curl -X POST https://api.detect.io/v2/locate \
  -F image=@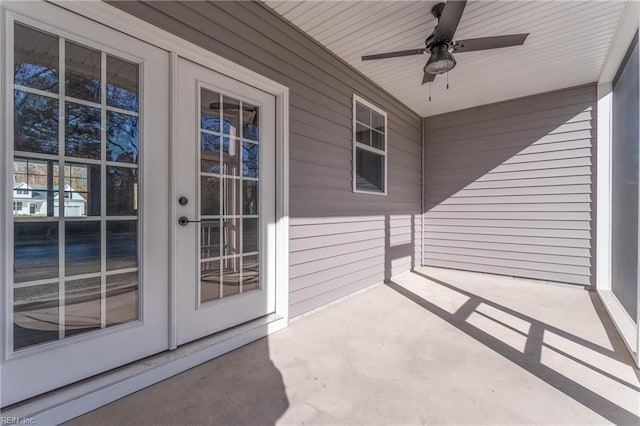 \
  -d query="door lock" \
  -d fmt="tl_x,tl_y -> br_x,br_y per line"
178,196 -> 189,206
178,216 -> 200,226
